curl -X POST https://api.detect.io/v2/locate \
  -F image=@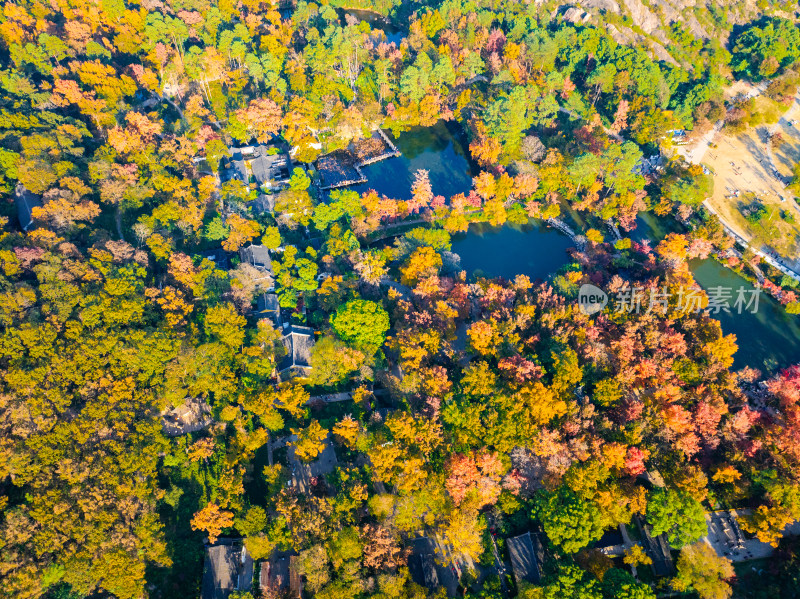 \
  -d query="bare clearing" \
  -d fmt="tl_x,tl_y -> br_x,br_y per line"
685,94 -> 800,265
